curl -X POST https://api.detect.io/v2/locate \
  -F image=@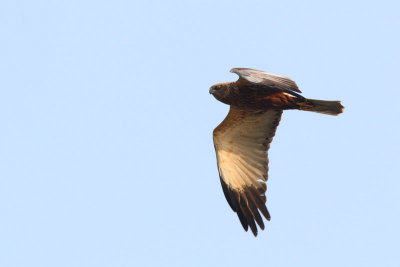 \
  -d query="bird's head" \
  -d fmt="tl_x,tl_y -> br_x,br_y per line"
209,82 -> 232,104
